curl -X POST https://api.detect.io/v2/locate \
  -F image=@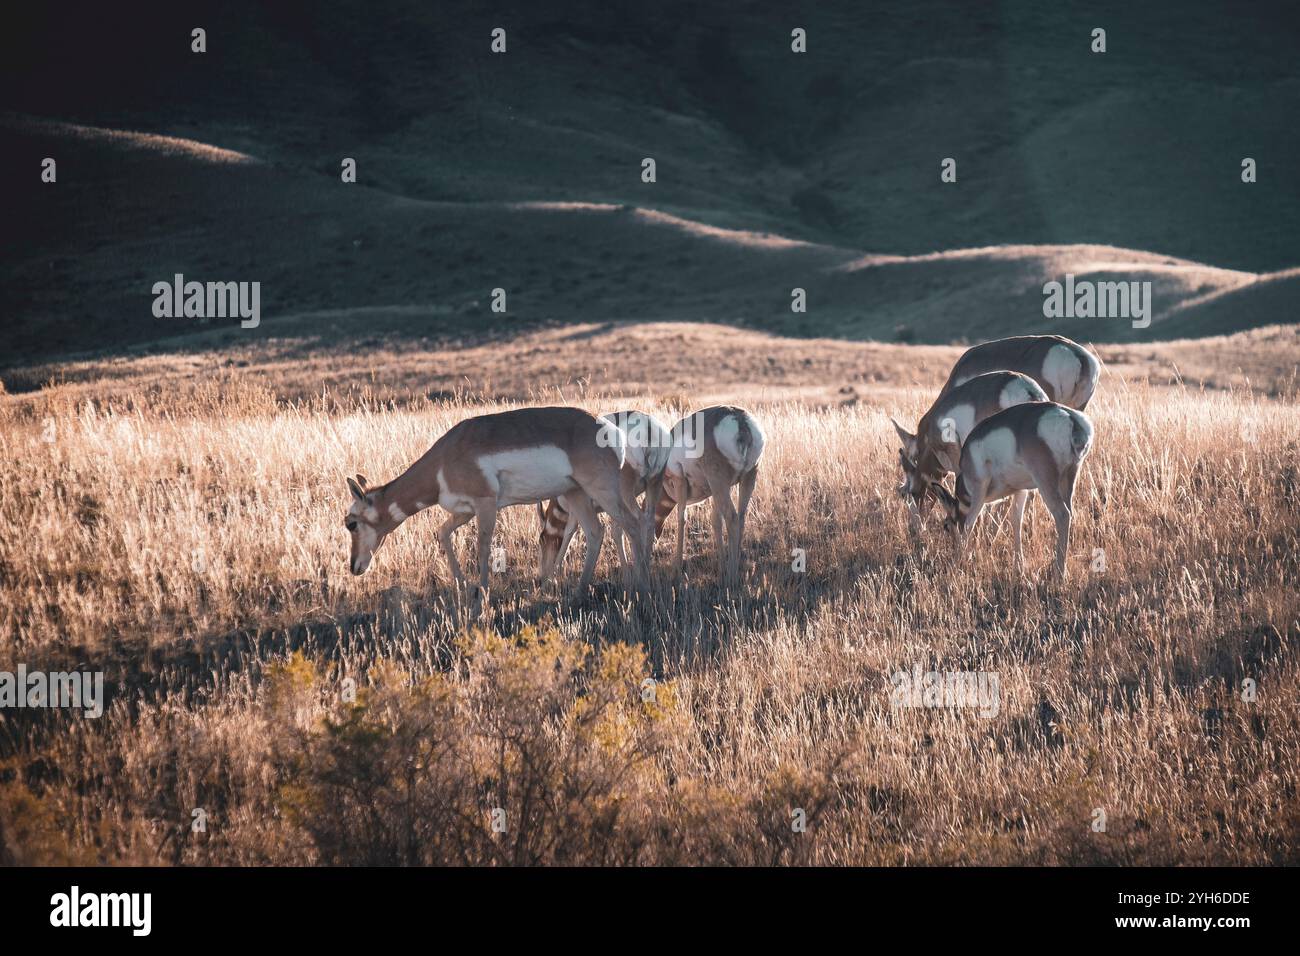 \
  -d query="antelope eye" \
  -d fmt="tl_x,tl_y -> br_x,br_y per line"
345,519 -> 358,532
